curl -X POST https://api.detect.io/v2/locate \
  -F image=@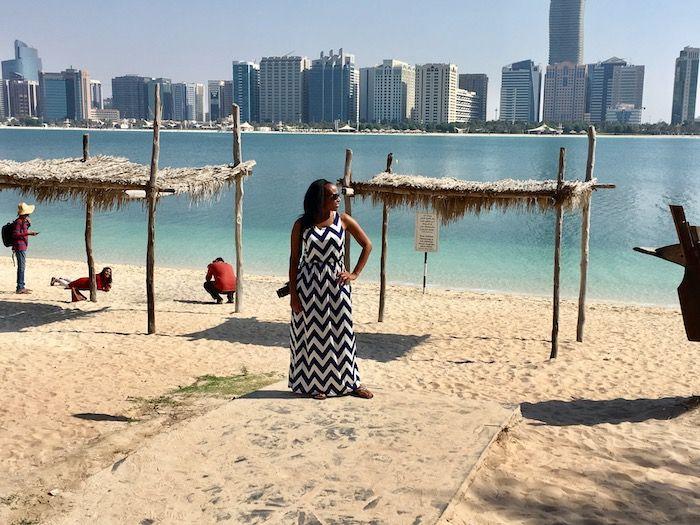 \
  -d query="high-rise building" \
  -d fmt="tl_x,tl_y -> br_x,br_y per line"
147,78 -> 173,120
38,68 -> 91,122
1,40 -> 42,81
588,58 -> 644,123
543,62 -> 588,122
90,79 -> 103,109
458,74 -> 488,121
172,82 -> 187,121
369,59 -> 415,123
499,60 -> 542,123
0,80 -> 7,118
194,83 -> 206,121
112,75 -> 149,119
415,63 -> 459,124
549,0 -> 585,65
671,46 -> 699,124
208,80 -> 224,121
259,56 -> 310,123
232,61 -> 260,123
6,79 -> 38,118
611,65 -> 644,112
605,104 -> 642,125
307,49 -> 358,124
358,67 -> 375,122
456,89 -> 478,123
184,83 -> 197,121
220,80 -> 233,119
